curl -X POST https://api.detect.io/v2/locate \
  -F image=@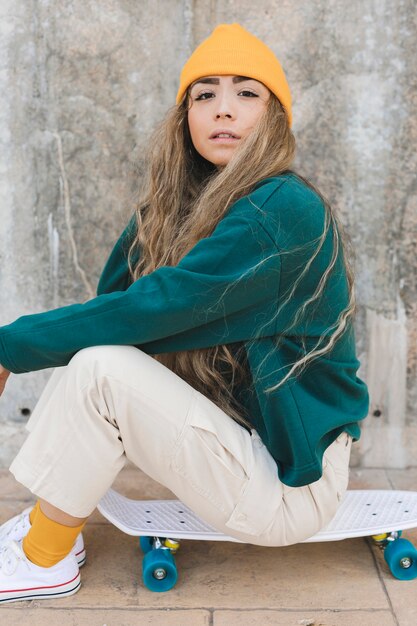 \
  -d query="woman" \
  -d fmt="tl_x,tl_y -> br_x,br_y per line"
0,23 -> 369,602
